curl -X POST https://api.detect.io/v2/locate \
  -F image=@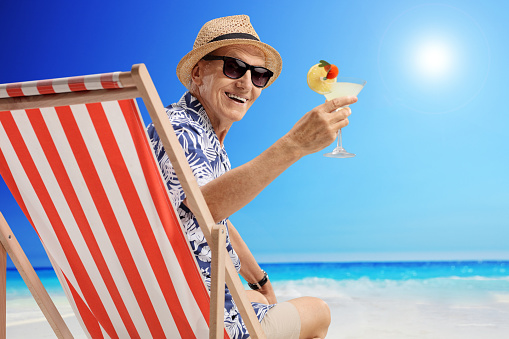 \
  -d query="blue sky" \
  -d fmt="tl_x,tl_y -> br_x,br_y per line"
1,0 -> 508,267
